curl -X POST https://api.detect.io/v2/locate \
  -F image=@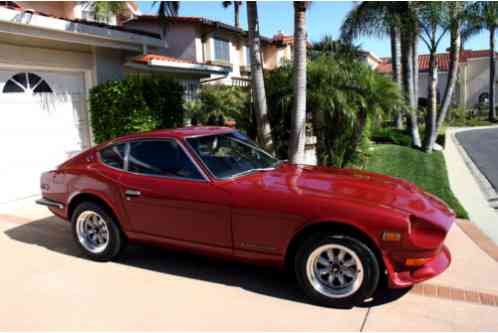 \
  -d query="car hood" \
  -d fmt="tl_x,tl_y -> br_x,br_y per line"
230,163 -> 454,227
